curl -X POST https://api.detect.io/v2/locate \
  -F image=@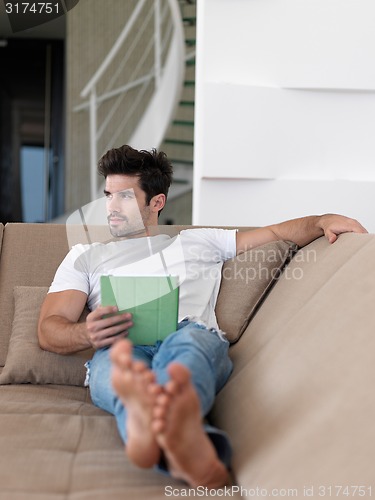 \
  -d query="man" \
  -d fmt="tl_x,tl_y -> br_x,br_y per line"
38,145 -> 367,489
